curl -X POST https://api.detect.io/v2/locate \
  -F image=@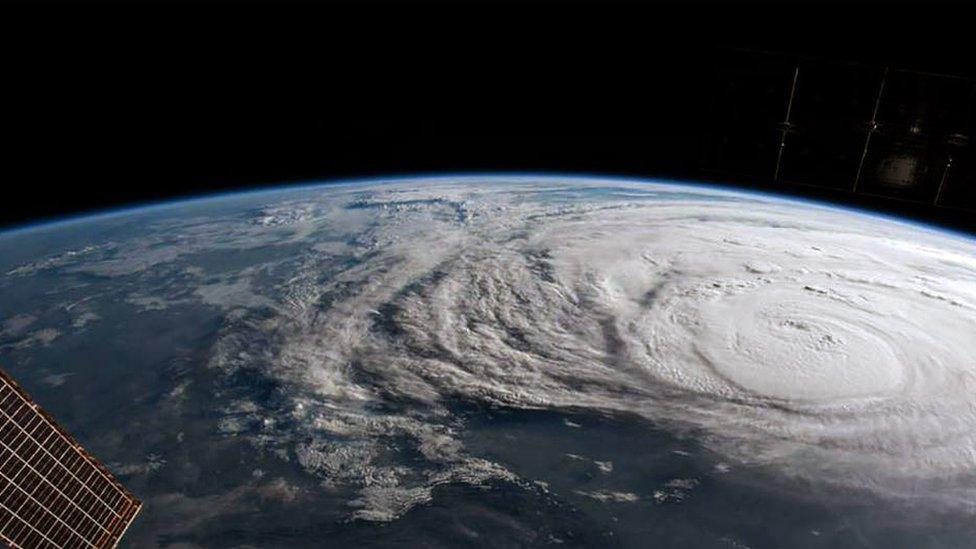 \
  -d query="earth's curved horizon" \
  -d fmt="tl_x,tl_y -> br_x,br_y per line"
1,175 -> 975,547
7,175 -> 973,242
